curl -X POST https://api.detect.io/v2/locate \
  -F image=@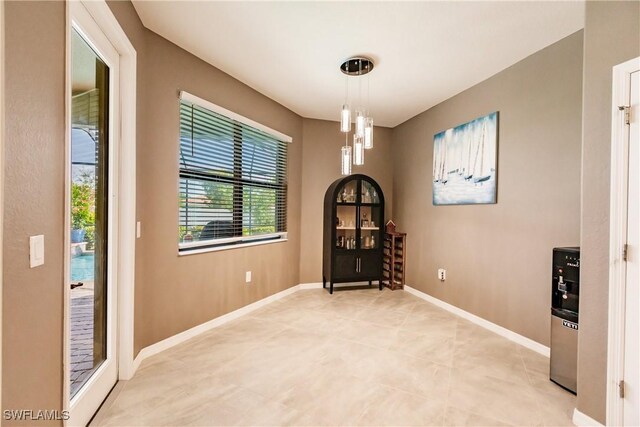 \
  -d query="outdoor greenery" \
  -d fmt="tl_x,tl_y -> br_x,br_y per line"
72,171 -> 96,247
178,181 -> 277,242
240,186 -> 277,235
